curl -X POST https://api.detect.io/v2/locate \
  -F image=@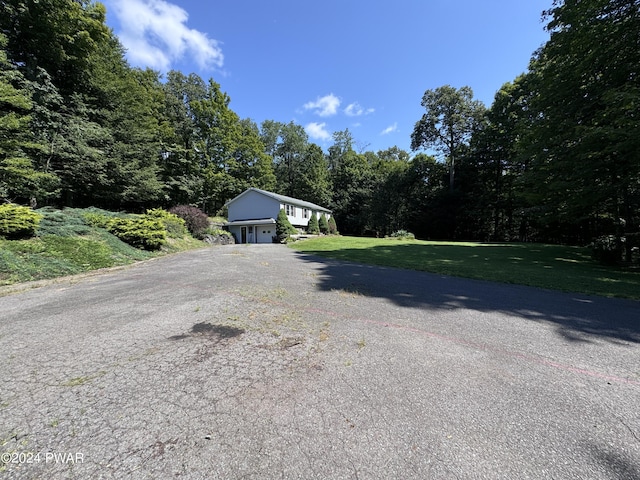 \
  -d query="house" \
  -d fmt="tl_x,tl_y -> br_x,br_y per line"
224,188 -> 332,244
